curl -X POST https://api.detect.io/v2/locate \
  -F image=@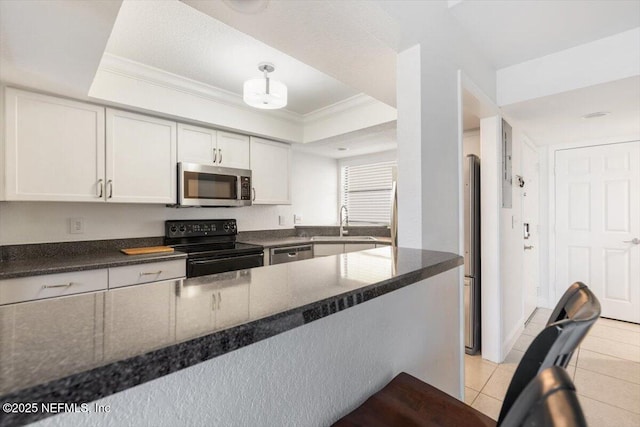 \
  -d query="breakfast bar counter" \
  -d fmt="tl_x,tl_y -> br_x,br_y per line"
0,246 -> 463,427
